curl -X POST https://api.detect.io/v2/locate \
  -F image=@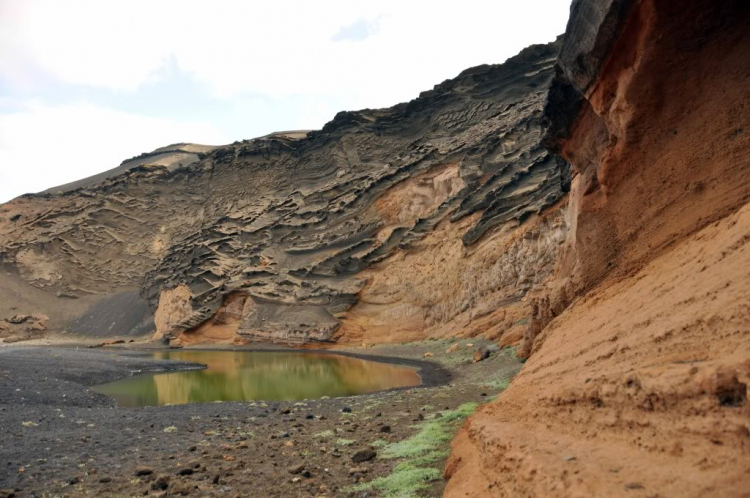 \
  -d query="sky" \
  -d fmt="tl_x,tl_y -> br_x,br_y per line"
0,0 -> 571,203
